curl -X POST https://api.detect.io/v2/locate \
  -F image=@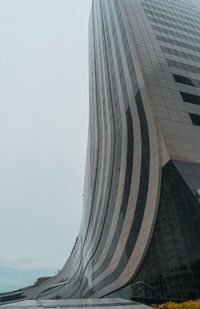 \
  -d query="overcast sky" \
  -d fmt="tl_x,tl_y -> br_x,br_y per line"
0,0 -> 92,293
